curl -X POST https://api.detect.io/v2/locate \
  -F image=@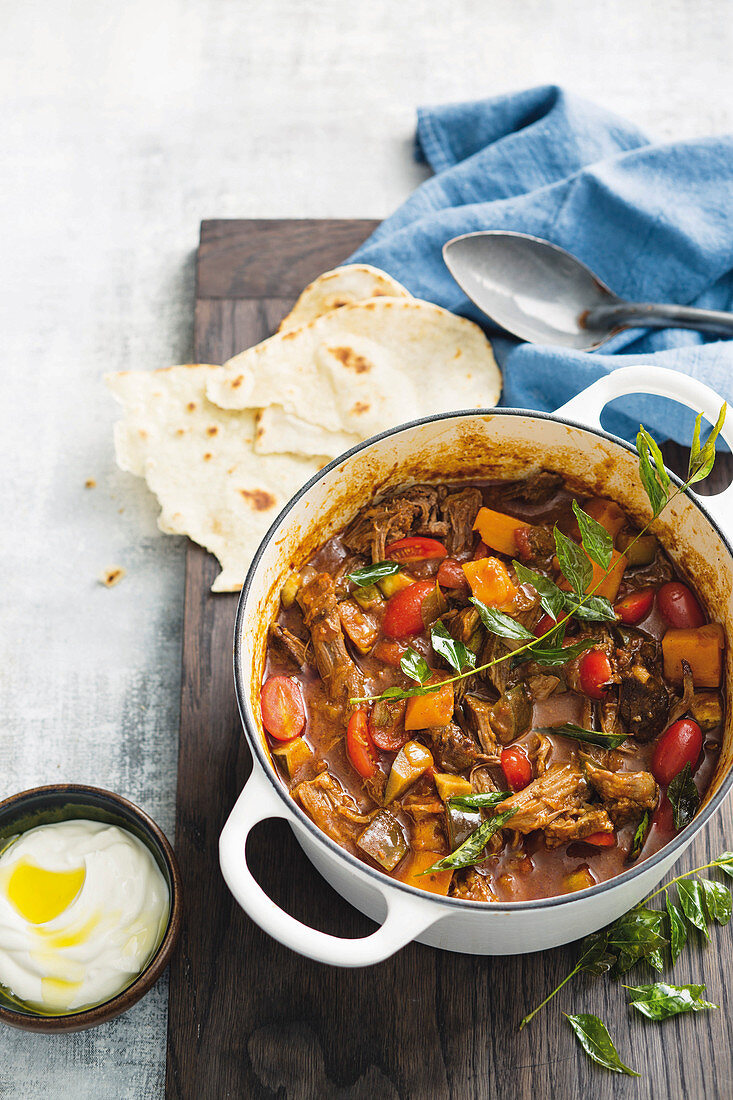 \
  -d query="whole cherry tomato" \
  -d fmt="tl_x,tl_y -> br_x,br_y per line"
657,581 -> 705,629
386,537 -> 447,562
534,612 -> 558,638
437,558 -> 470,591
260,676 -> 306,741
614,587 -> 655,624
578,648 -> 614,700
346,710 -> 378,778
382,580 -> 435,639
500,746 -> 533,791
651,718 -> 703,786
